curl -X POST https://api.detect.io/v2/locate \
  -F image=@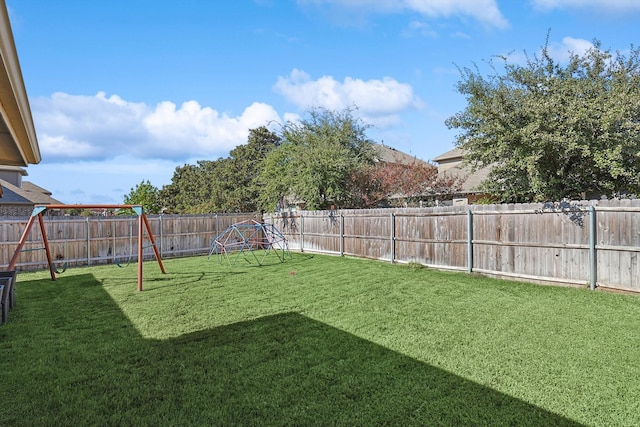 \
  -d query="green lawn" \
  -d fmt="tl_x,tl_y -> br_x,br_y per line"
2,252 -> 639,426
